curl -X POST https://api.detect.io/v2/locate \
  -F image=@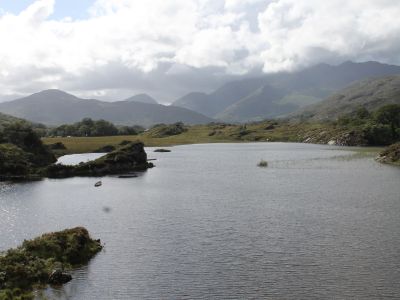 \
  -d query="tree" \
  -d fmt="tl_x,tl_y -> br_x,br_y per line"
375,104 -> 400,139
